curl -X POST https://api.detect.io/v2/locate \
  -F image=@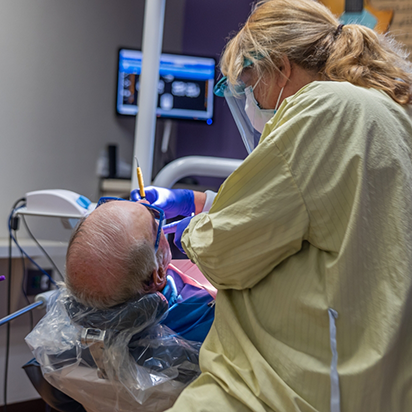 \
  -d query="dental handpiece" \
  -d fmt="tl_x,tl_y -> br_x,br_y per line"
135,157 -> 146,200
